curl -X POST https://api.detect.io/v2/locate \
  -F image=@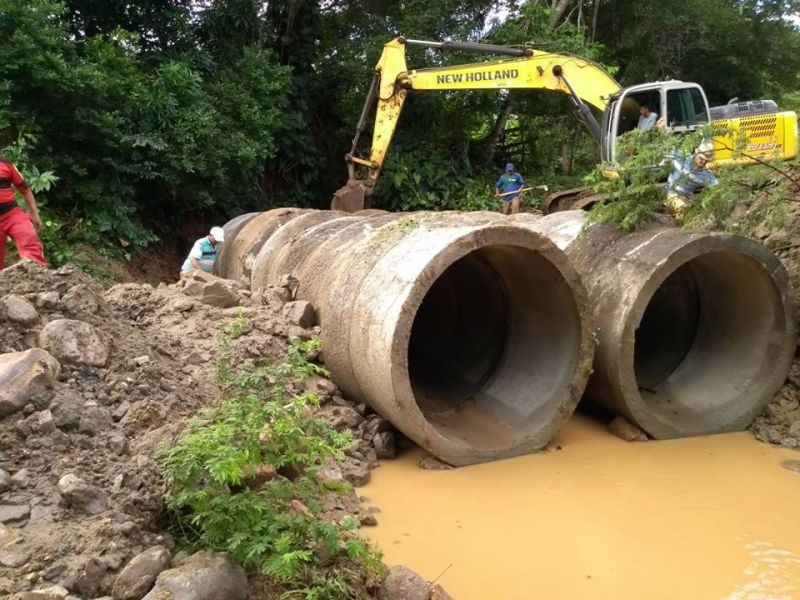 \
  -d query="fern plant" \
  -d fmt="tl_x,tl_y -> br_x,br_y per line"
159,333 -> 383,597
